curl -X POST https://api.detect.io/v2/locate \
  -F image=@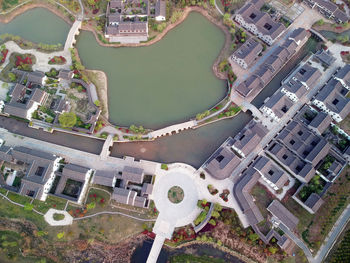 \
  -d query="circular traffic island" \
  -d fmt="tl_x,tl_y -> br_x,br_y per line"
168,186 -> 184,204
